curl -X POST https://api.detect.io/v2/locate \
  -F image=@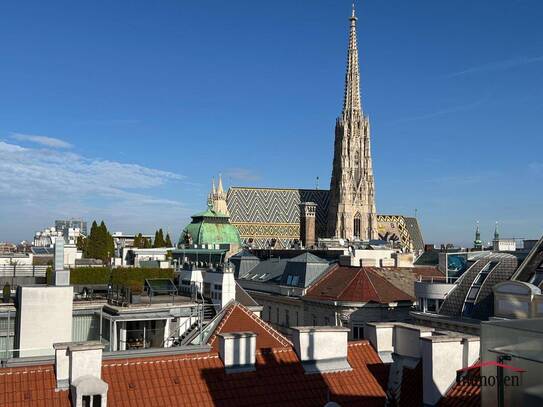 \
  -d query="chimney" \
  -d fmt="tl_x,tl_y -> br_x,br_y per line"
299,202 -> 317,248
53,342 -> 70,389
218,332 -> 257,373
364,322 -> 394,354
53,341 -> 108,407
291,327 -> 351,374
53,239 -> 70,286
420,335 -> 480,406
